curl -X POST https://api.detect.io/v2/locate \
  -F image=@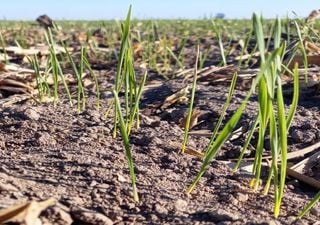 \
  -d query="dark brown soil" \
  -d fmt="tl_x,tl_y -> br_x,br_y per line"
0,71 -> 319,225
